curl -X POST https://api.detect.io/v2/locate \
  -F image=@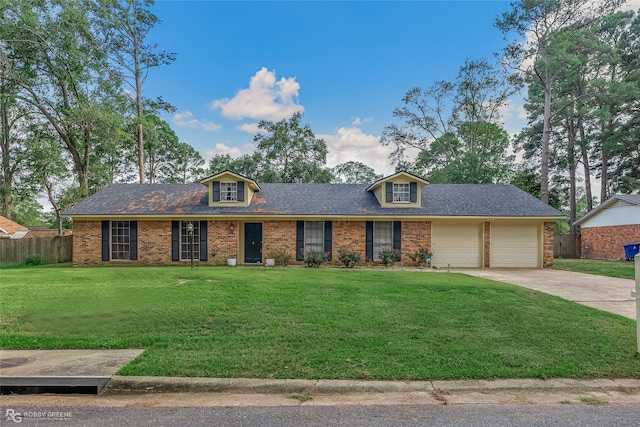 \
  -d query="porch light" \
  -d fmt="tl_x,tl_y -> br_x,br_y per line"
187,221 -> 194,269
229,223 -> 235,232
